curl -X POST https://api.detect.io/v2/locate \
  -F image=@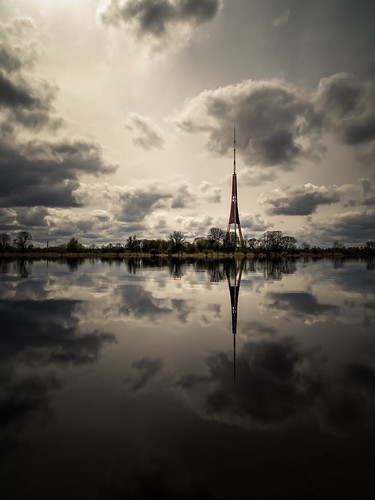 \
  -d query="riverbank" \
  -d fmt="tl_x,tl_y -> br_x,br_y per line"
0,250 -> 365,259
